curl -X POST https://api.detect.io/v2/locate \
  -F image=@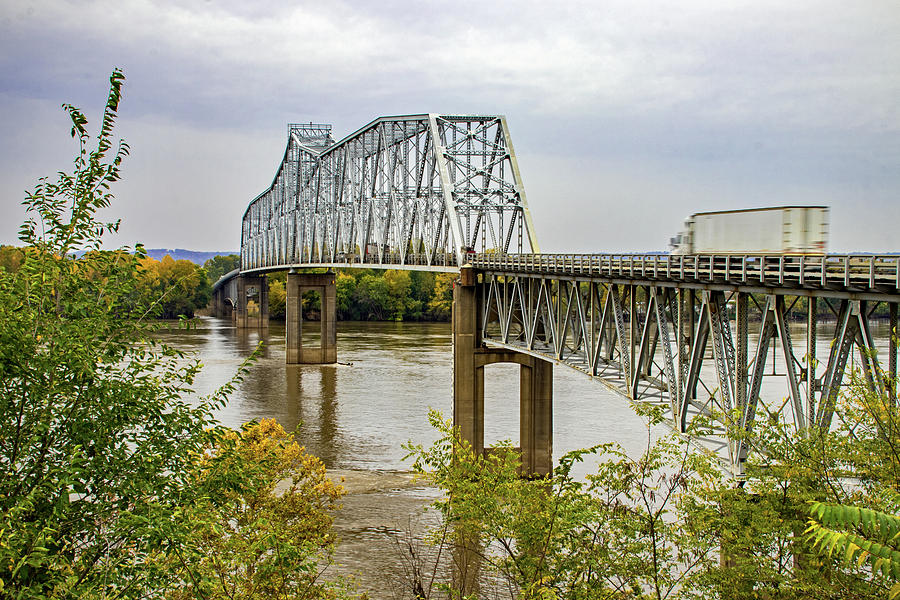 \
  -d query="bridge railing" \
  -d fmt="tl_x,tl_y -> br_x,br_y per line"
470,253 -> 900,291
240,251 -> 461,273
